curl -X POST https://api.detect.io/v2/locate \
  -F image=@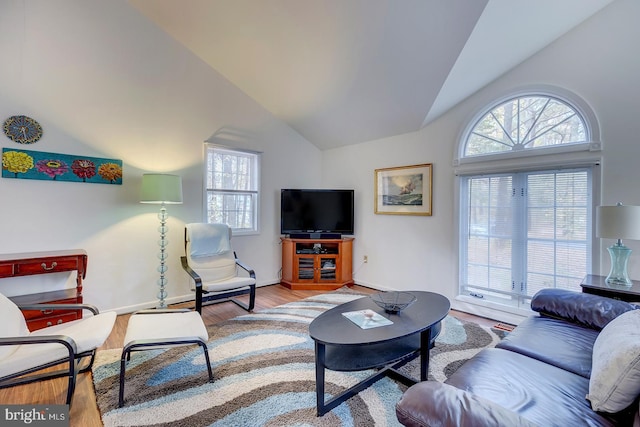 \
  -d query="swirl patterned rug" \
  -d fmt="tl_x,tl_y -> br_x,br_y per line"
92,290 -> 502,426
